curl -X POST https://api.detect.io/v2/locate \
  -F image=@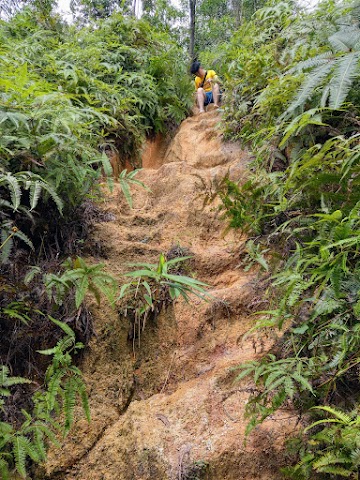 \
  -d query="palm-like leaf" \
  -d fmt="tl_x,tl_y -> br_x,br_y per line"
329,51 -> 360,108
287,26 -> 360,113
287,62 -> 333,113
